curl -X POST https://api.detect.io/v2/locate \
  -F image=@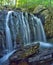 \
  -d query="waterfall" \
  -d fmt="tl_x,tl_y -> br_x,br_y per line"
5,11 -> 47,48
32,15 -> 46,42
28,14 -> 46,42
1,11 -> 53,65
24,12 -> 31,43
18,12 -> 31,45
16,12 -> 46,45
10,12 -> 17,49
30,14 -> 38,41
5,11 -> 14,52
